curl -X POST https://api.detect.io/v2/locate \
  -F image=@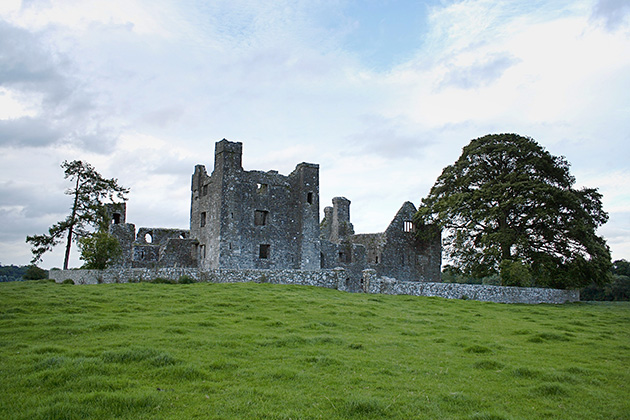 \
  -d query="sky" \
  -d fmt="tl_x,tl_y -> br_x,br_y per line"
0,0 -> 629,269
